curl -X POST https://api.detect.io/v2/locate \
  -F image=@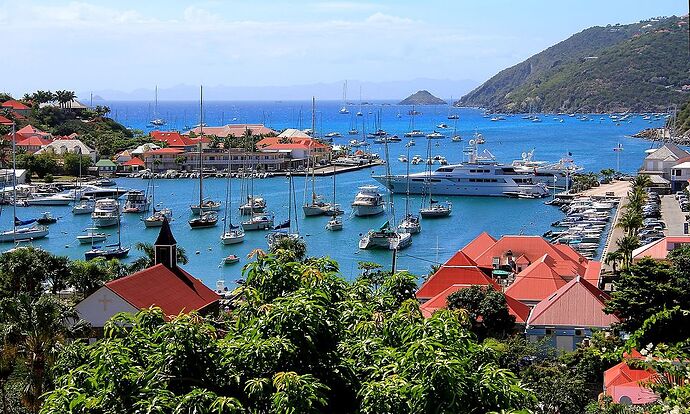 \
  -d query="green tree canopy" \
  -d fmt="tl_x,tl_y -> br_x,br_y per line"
447,285 -> 516,340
